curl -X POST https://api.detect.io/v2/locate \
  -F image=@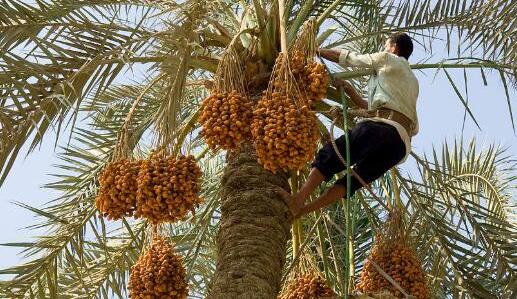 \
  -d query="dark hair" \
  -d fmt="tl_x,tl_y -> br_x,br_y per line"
388,32 -> 413,60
